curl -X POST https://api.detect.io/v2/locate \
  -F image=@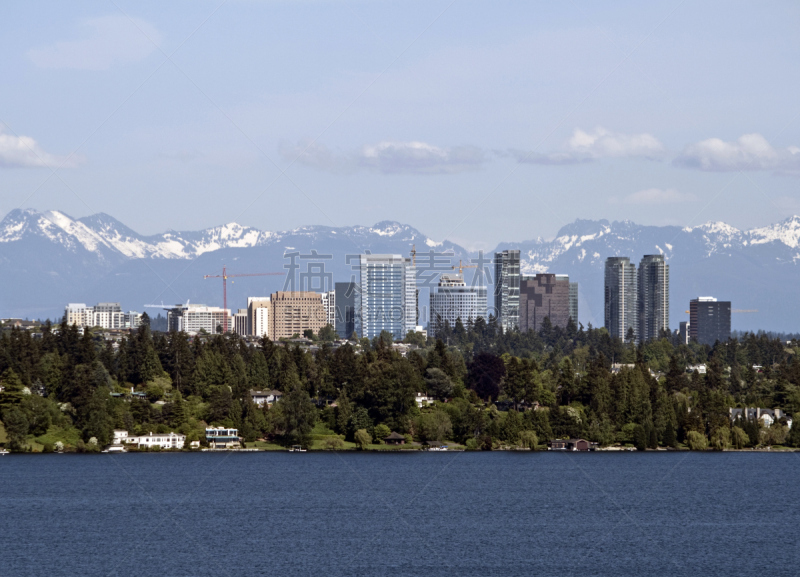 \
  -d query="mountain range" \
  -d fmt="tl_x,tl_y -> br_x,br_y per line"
1,208 -> 799,332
